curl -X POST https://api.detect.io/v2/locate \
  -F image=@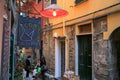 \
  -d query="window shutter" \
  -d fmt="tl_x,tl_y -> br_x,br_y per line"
38,0 -> 41,3
51,0 -> 56,4
75,0 -> 84,4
